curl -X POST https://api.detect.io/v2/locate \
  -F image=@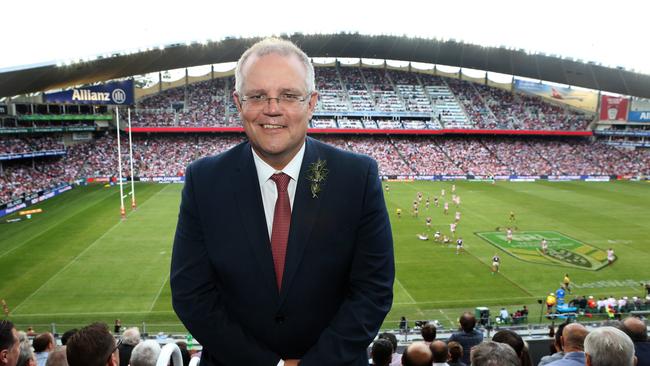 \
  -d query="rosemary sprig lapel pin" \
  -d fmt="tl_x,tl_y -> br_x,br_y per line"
306,159 -> 328,199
